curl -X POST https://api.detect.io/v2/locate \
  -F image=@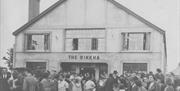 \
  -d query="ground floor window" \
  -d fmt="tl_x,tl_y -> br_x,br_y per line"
123,63 -> 147,73
65,29 -> 106,52
26,62 -> 46,71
